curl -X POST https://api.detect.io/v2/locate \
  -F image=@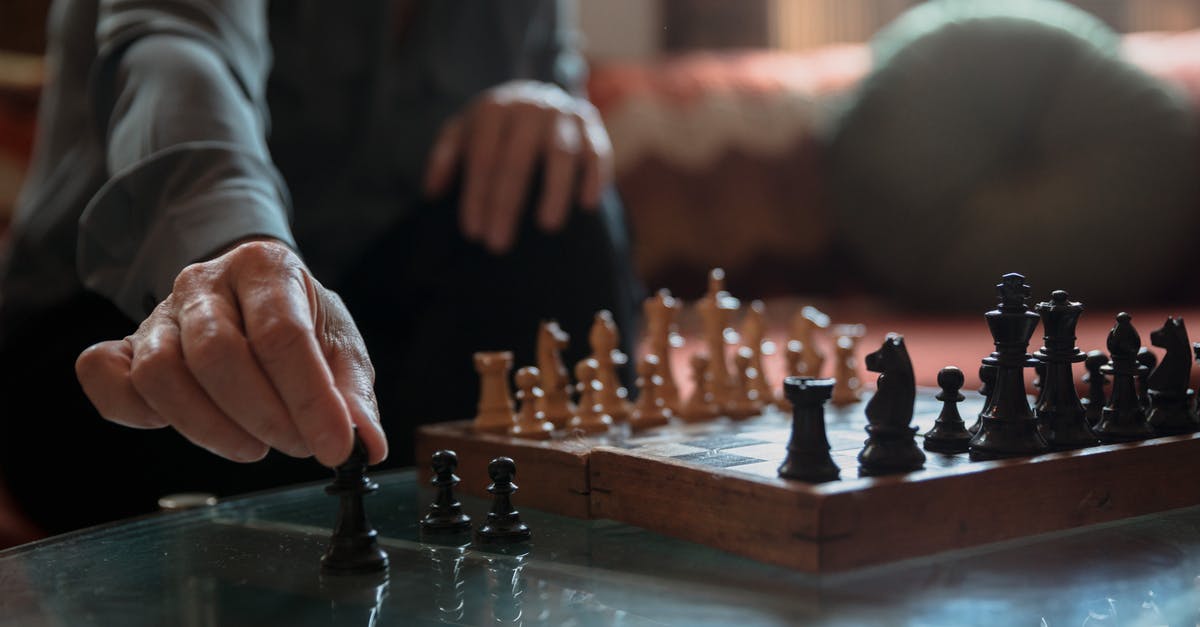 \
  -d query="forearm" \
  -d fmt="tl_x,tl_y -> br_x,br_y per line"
79,0 -> 294,319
